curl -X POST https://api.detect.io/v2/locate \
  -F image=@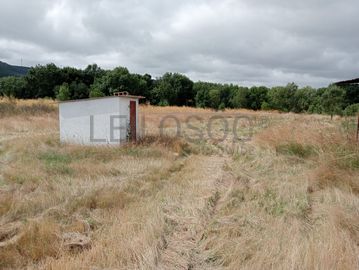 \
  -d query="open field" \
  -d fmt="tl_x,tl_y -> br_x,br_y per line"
0,98 -> 359,269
